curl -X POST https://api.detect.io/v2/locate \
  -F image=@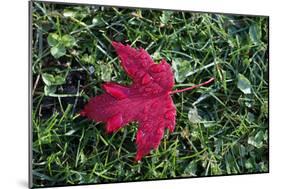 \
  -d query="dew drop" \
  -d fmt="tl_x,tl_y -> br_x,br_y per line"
141,74 -> 151,85
150,101 -> 158,109
141,60 -> 147,67
155,77 -> 161,82
164,110 -> 176,120
136,71 -> 145,78
166,103 -> 174,109
156,128 -> 164,136
140,52 -> 147,59
143,123 -> 150,129
149,64 -> 163,73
